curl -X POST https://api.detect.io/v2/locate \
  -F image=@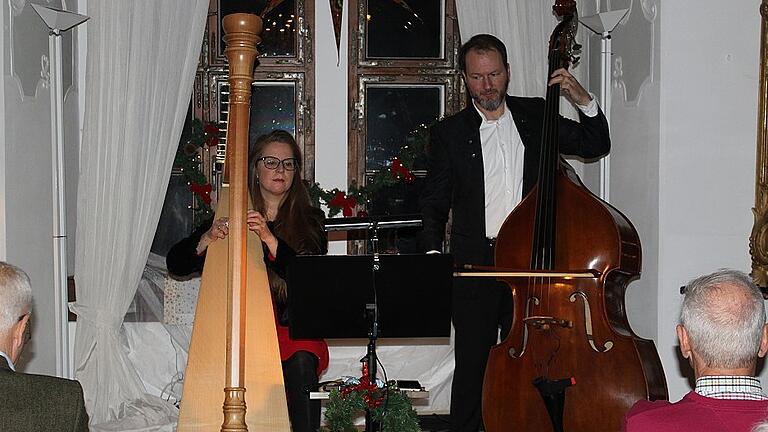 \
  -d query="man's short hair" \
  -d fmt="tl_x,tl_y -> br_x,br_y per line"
680,269 -> 765,369
458,34 -> 508,73
0,262 -> 32,334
